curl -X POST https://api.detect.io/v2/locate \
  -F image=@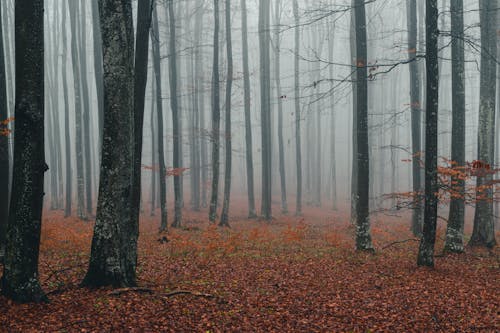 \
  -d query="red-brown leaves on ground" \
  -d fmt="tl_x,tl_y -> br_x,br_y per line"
0,202 -> 499,332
